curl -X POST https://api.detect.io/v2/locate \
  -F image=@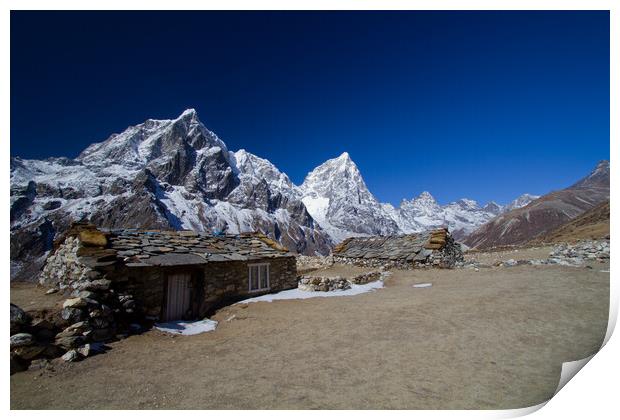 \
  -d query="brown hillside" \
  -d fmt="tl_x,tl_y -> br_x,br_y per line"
530,200 -> 609,244
464,161 -> 609,250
